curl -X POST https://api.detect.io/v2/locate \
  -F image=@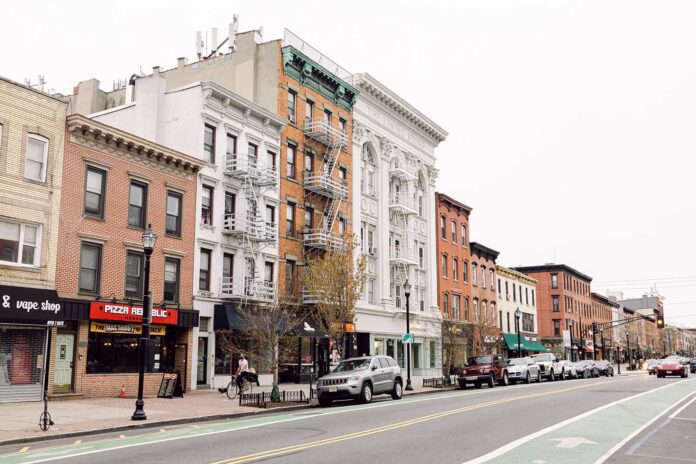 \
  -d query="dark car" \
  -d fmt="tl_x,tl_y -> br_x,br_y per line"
457,355 -> 509,389
690,358 -> 696,374
594,360 -> 614,377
